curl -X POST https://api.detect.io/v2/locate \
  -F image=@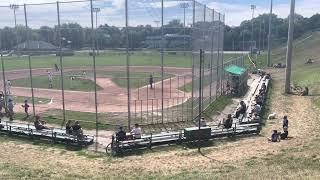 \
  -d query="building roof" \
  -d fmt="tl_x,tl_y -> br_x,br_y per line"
224,65 -> 246,76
